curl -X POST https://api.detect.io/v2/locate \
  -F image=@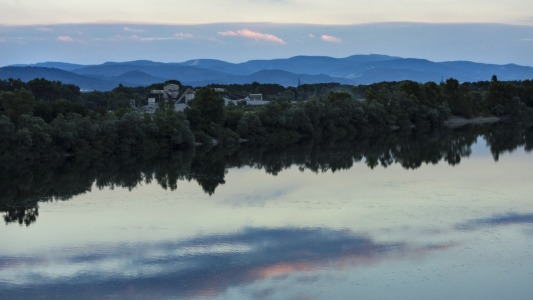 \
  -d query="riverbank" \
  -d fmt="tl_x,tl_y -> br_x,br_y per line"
444,116 -> 501,128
